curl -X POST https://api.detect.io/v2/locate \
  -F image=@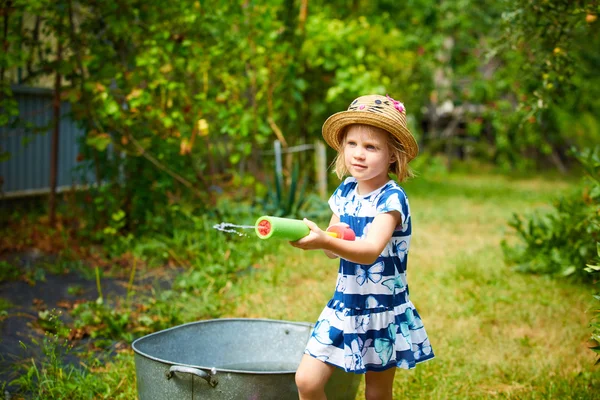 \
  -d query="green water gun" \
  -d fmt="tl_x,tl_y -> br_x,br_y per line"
255,216 -> 356,241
